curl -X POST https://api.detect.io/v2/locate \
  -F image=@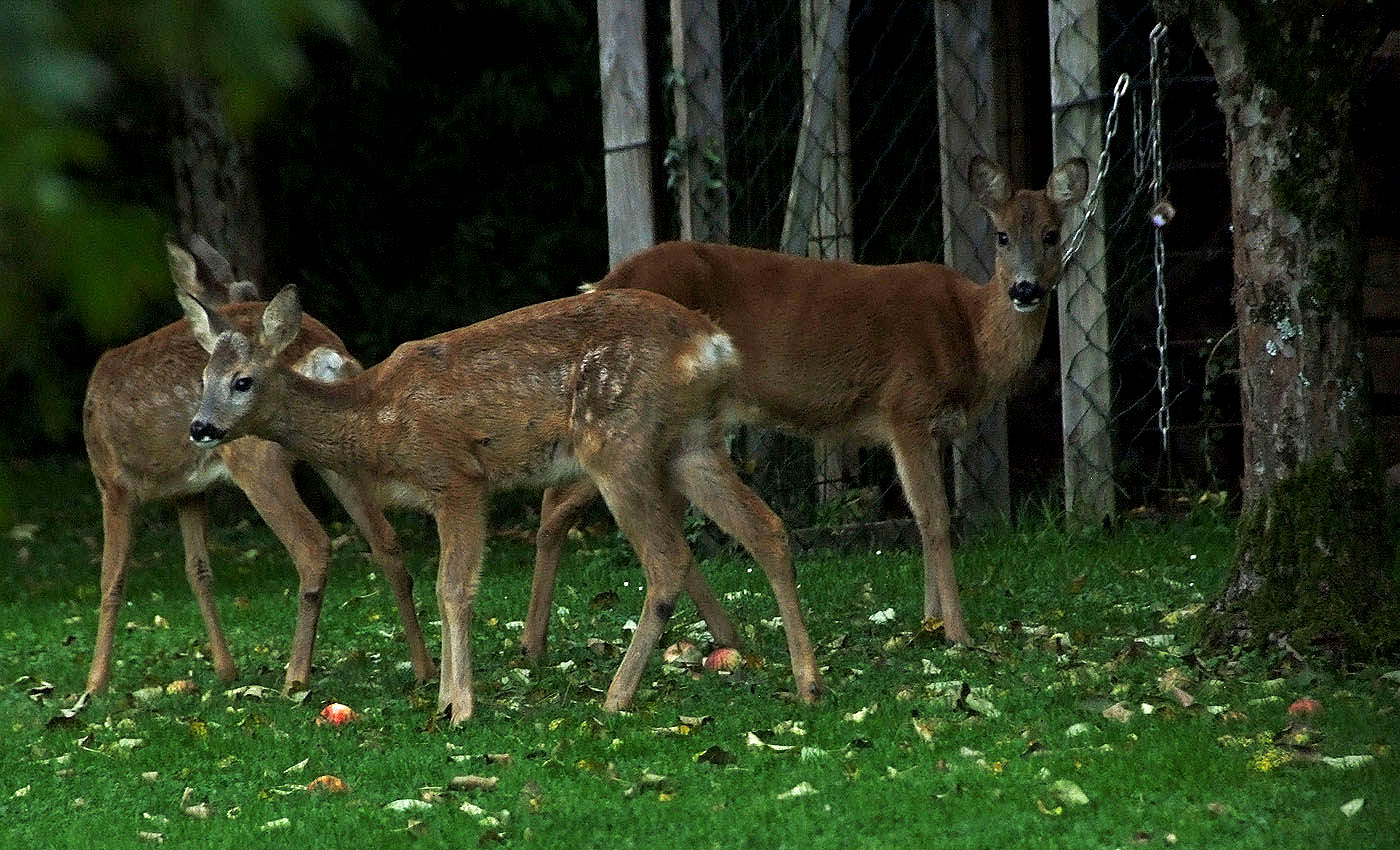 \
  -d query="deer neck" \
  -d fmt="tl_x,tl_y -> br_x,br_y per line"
260,370 -> 380,477
972,272 -> 1051,397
